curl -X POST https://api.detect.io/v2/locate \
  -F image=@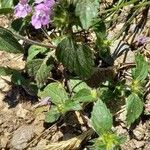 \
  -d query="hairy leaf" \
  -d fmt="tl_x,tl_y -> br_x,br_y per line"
62,100 -> 82,113
56,37 -> 94,79
91,99 -> 113,135
73,88 -> 95,103
45,106 -> 60,123
27,45 -> 48,61
40,82 -> 69,105
93,21 -> 107,39
132,54 -> 148,82
69,79 -> 91,93
11,18 -> 24,32
0,27 -> 23,53
126,93 -> 143,126
26,58 -> 52,88
1,0 -> 13,8
75,0 -> 99,29
26,59 -> 43,76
